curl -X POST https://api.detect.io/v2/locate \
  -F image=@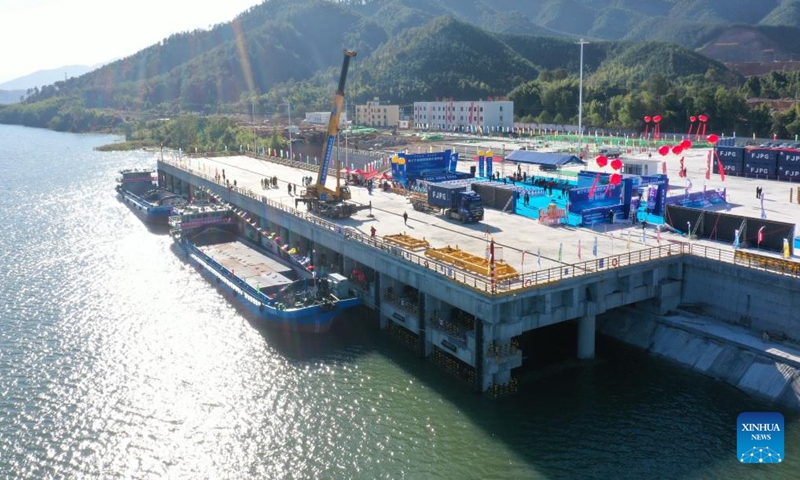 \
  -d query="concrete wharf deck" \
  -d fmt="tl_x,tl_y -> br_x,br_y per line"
156,146 -> 800,394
